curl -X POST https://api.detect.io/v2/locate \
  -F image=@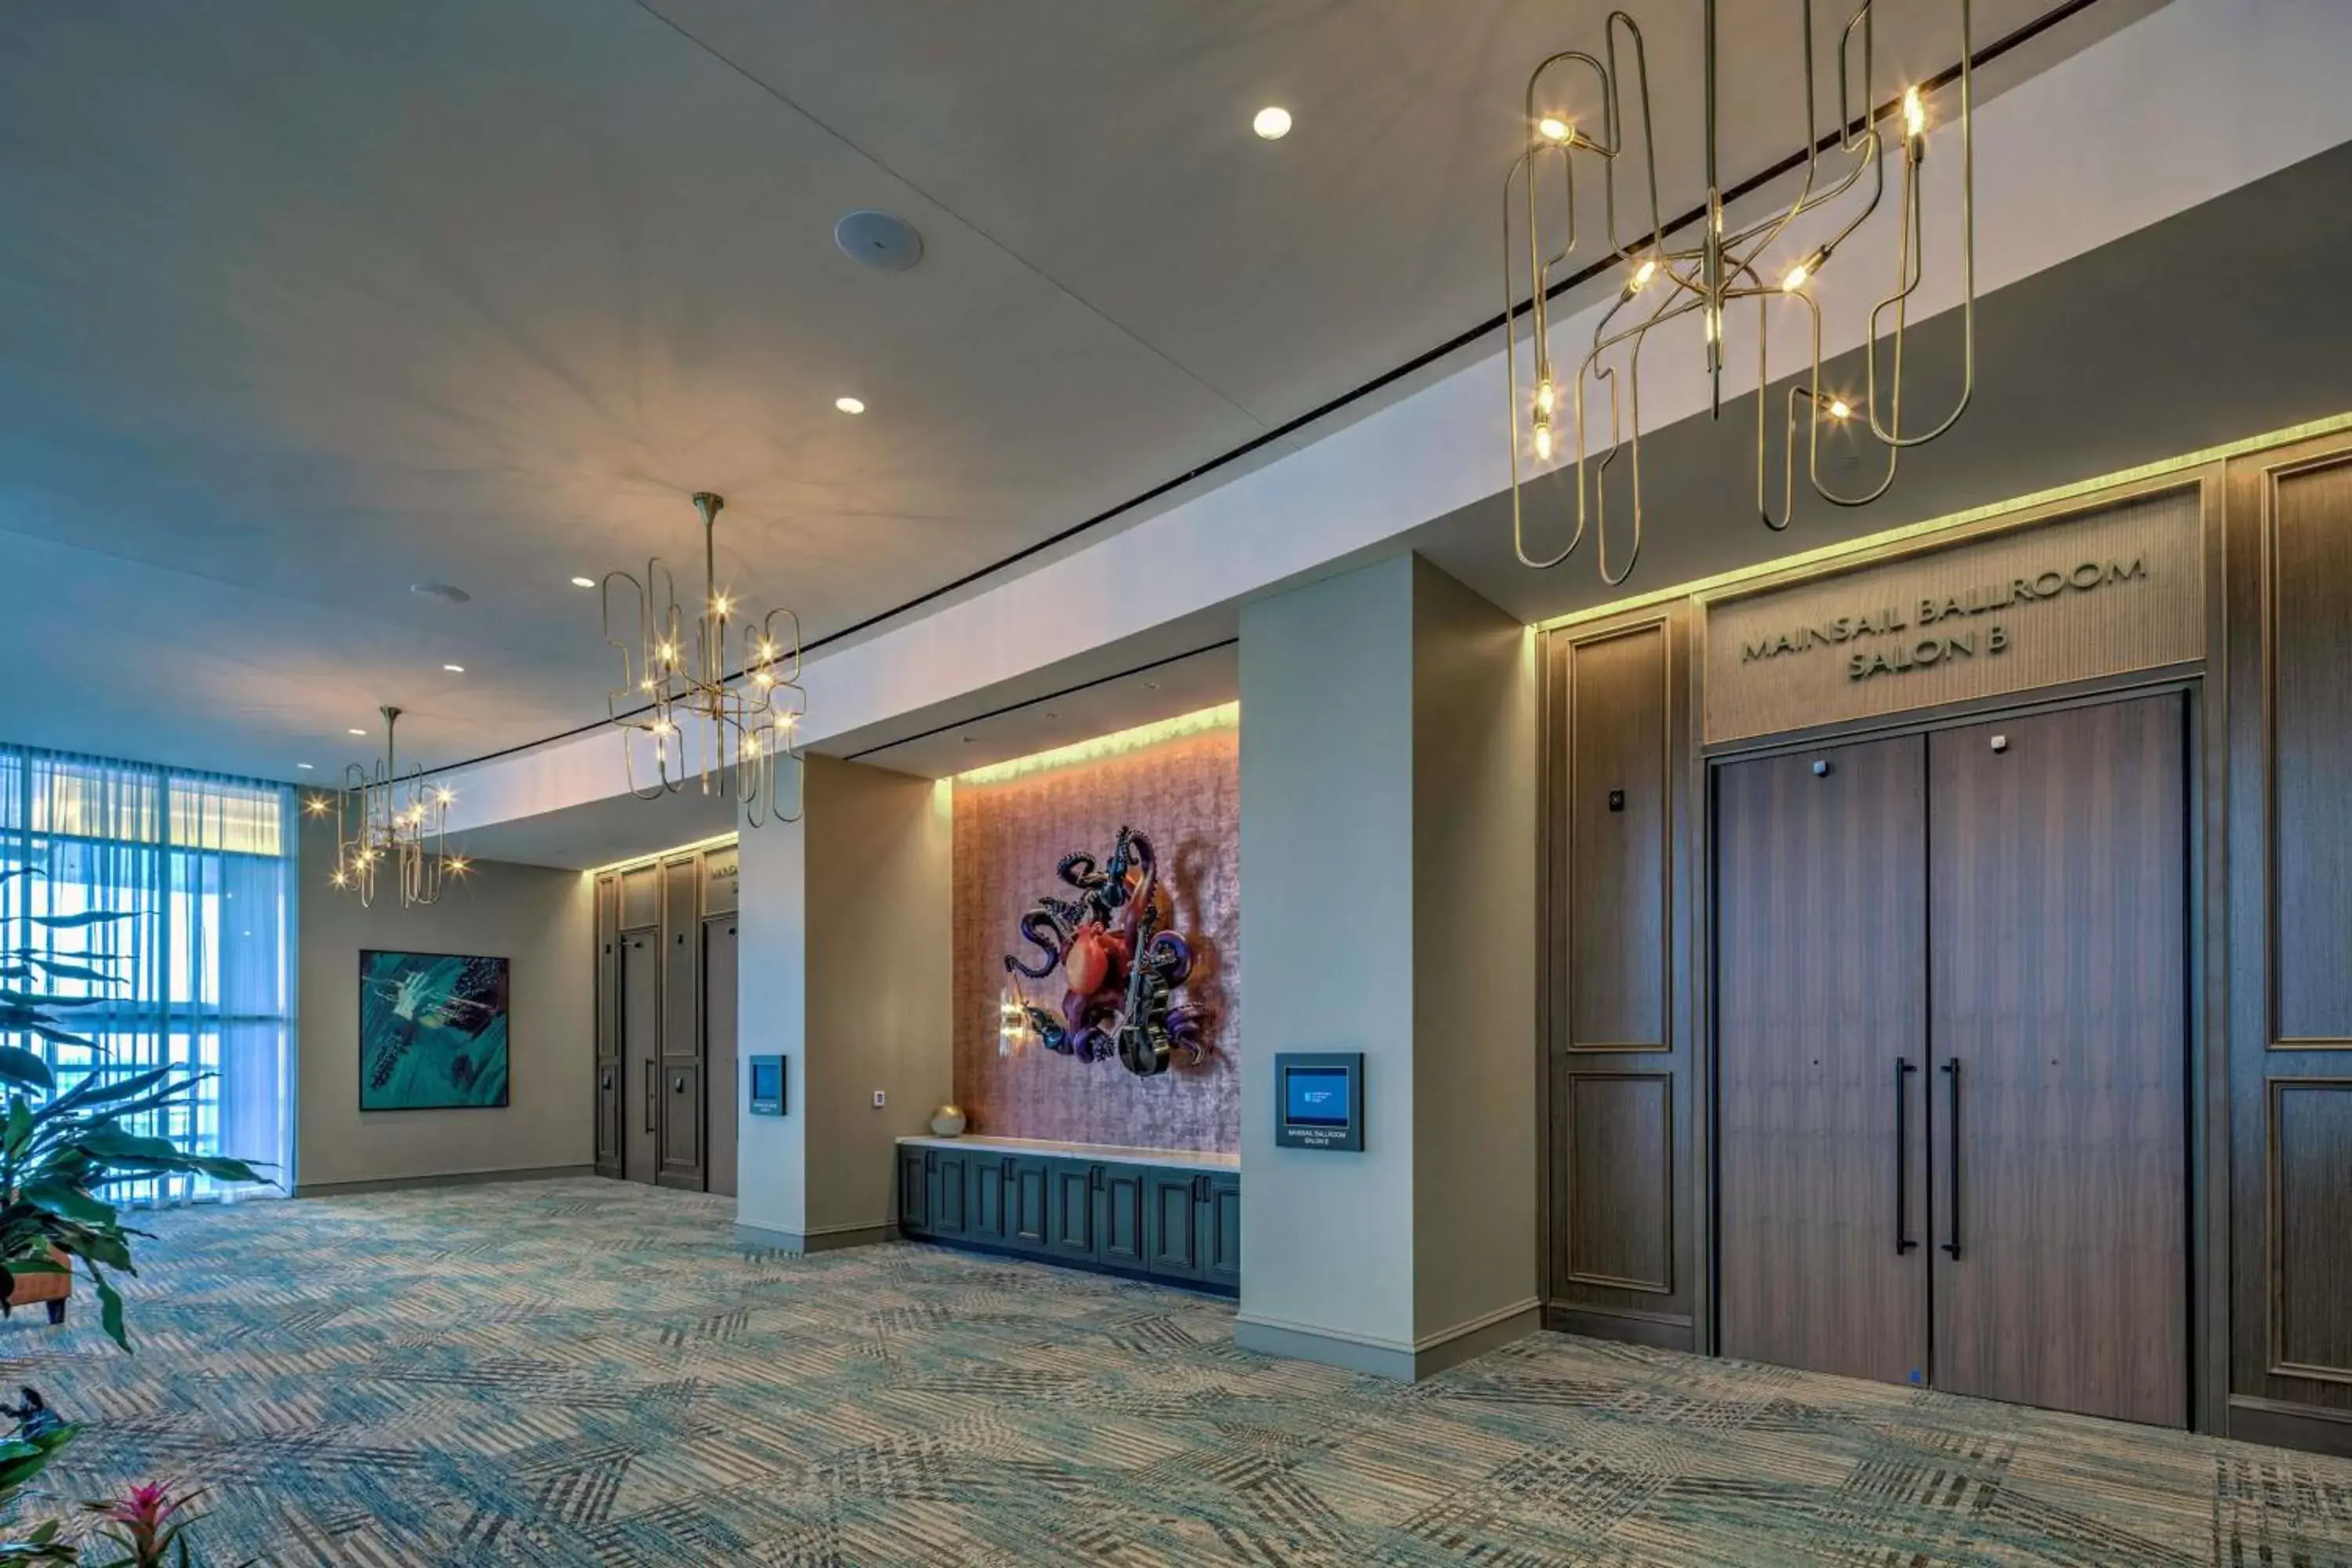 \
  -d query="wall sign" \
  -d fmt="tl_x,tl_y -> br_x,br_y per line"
1702,486 -> 2204,744
1274,1052 -> 1363,1151
747,1054 -> 786,1117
